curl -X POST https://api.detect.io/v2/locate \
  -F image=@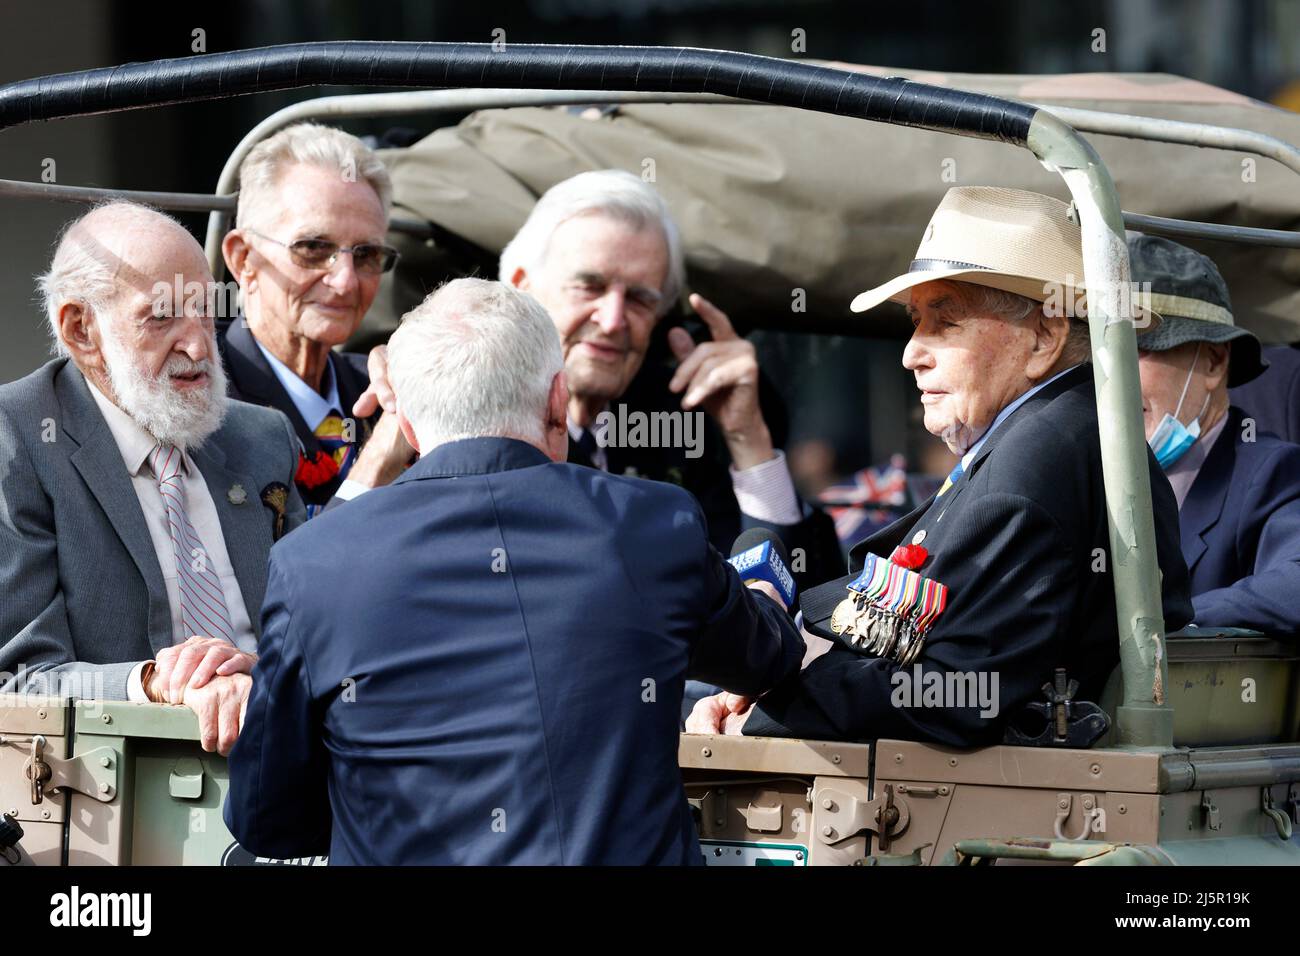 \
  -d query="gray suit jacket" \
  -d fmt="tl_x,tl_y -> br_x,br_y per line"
0,359 -> 306,700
